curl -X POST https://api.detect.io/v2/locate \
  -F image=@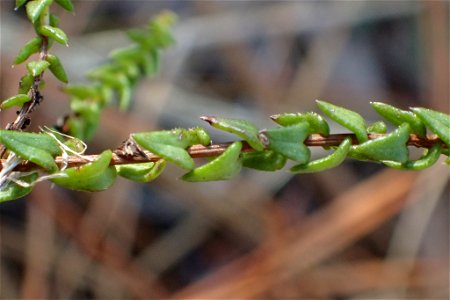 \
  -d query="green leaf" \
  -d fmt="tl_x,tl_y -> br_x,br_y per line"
316,100 -> 368,143
26,0 -> 52,23
411,107 -> 450,147
54,0 -> 74,12
1,94 -> 31,110
51,150 -> 117,191
264,122 -> 310,163
0,131 -> 60,172
69,100 -> 101,140
109,45 -> 141,62
15,0 -> 29,10
141,49 -> 159,75
26,60 -> 50,77
148,13 -> 176,48
1,131 -> 61,155
182,141 -> 242,182
116,160 -> 166,182
118,84 -> 132,111
49,13 -> 60,27
0,173 -> 38,202
133,128 -> 211,170
382,144 -> 442,170
371,102 -> 426,137
18,73 -> 34,94
152,10 -> 177,28
67,117 -> 88,140
14,37 -> 42,65
87,69 -> 132,110
46,54 -> 68,83
64,85 -> 100,100
290,138 -> 351,173
127,28 -> 153,49
351,123 -> 411,163
242,150 -> 286,171
200,116 -> 264,151
271,112 -> 329,136
366,121 -> 387,134
38,25 -> 68,46
63,137 -> 85,153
